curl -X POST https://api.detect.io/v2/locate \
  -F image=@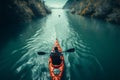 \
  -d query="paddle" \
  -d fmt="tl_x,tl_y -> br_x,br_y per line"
37,52 -> 46,55
37,48 -> 75,55
65,48 -> 75,52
